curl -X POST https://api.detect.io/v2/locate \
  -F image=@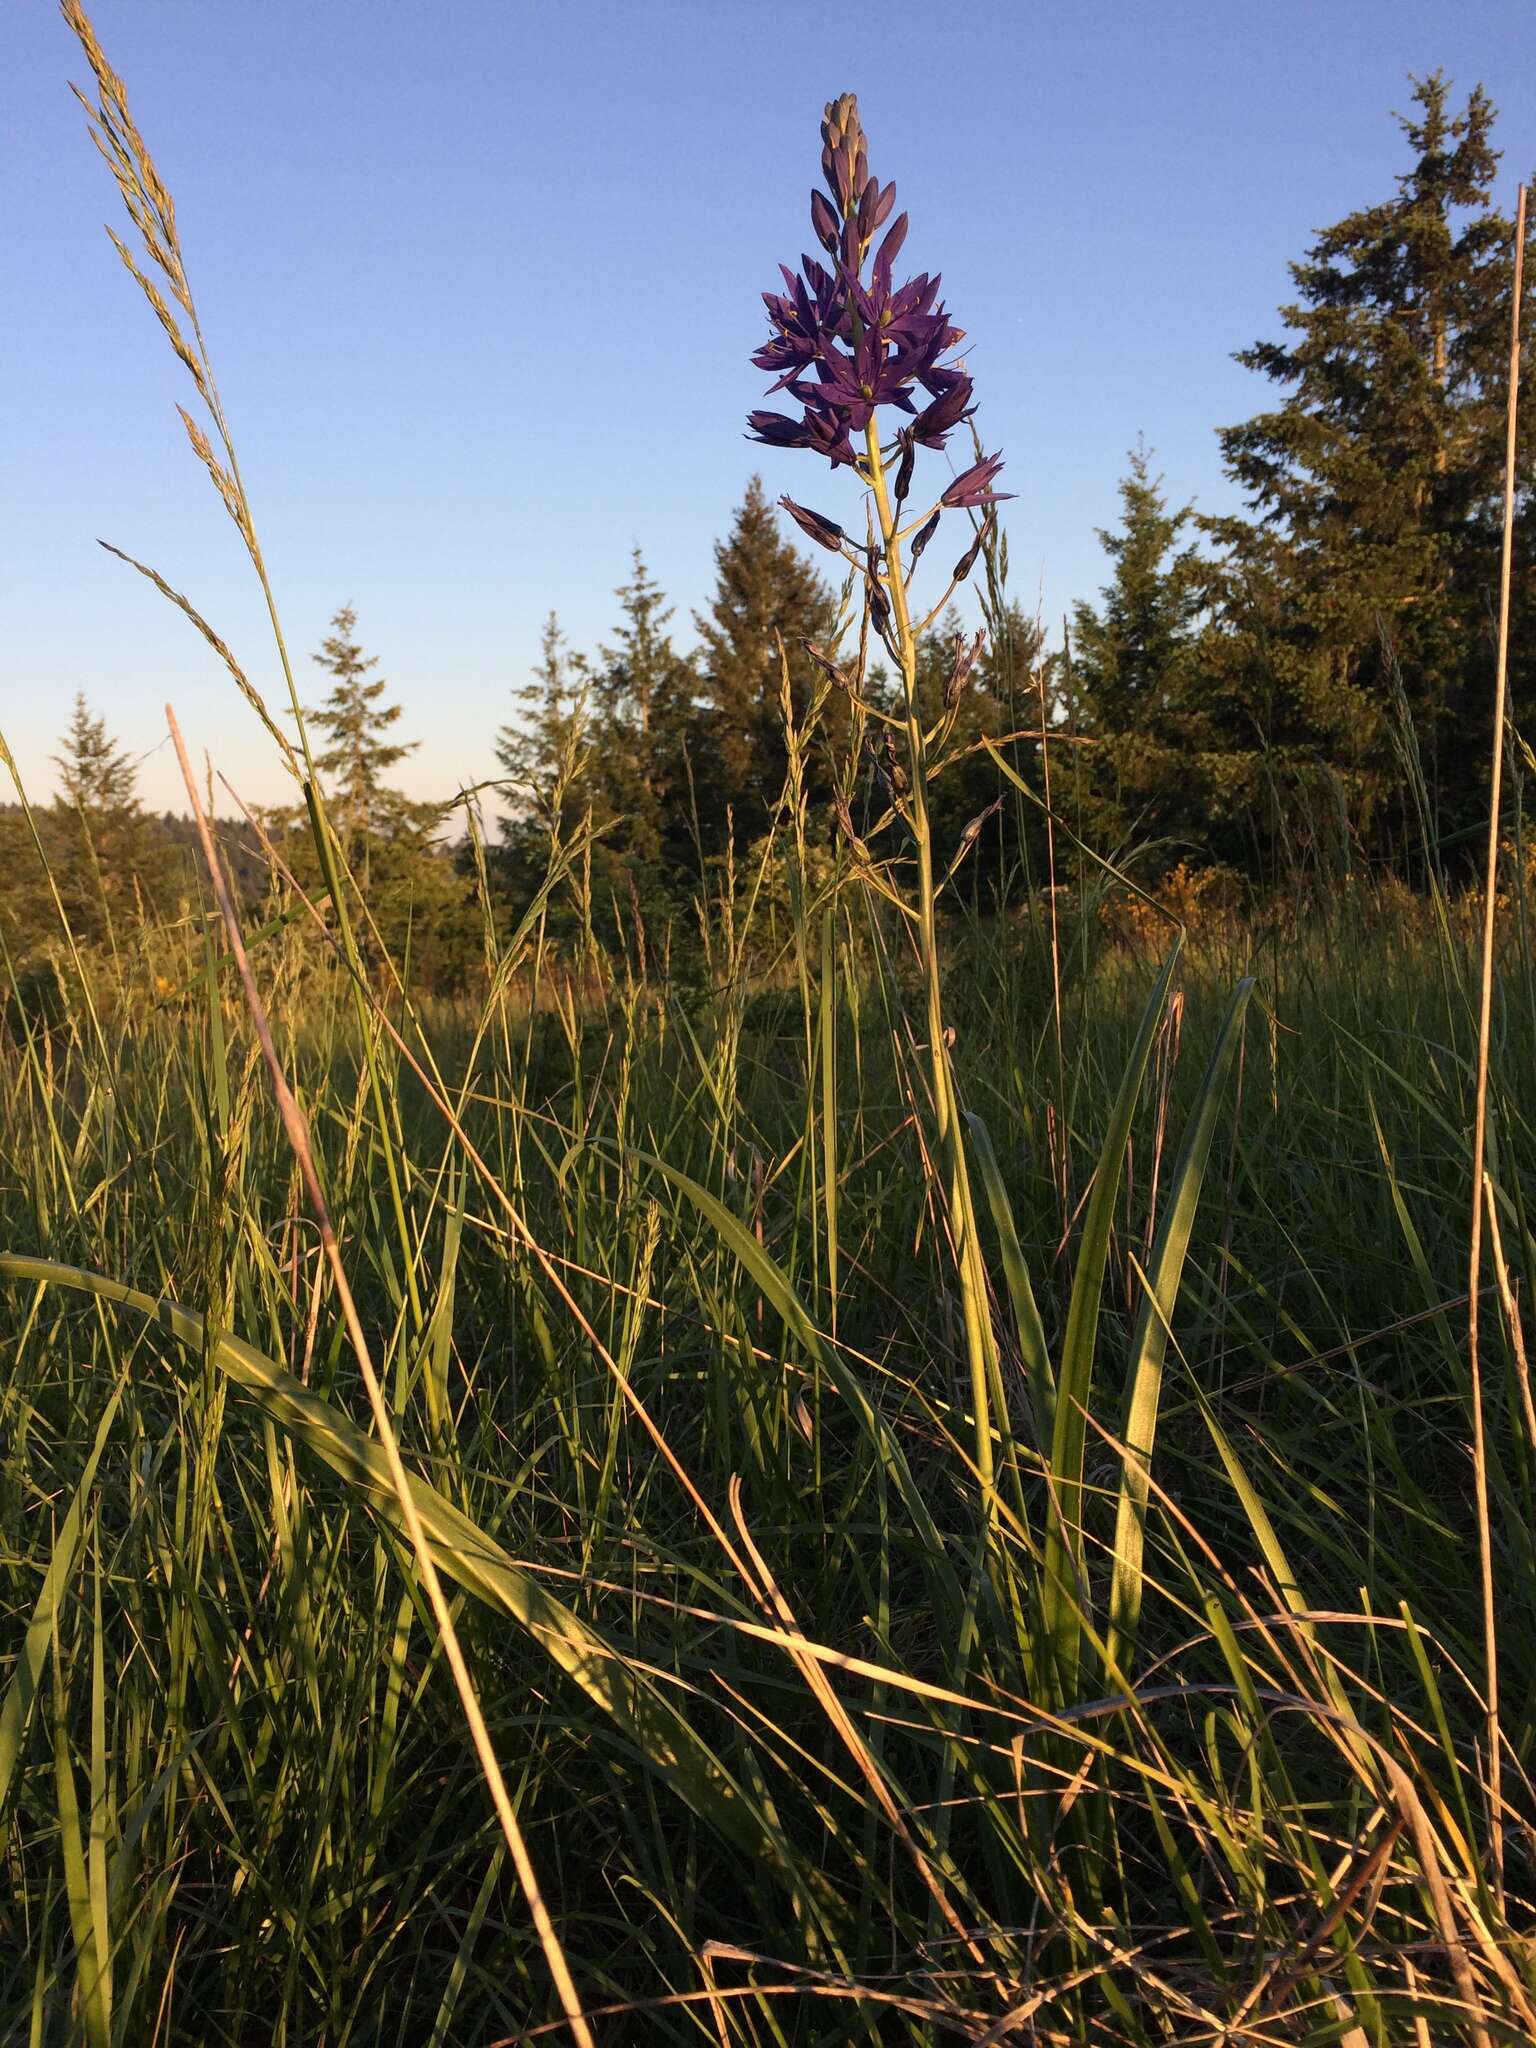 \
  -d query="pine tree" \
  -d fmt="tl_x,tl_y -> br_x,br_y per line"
1069,446 -> 1216,857
300,606 -> 478,988
694,476 -> 837,846
1209,75 -> 1535,853
49,693 -> 171,944
496,613 -> 591,829
308,605 -> 420,845
591,550 -> 700,874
